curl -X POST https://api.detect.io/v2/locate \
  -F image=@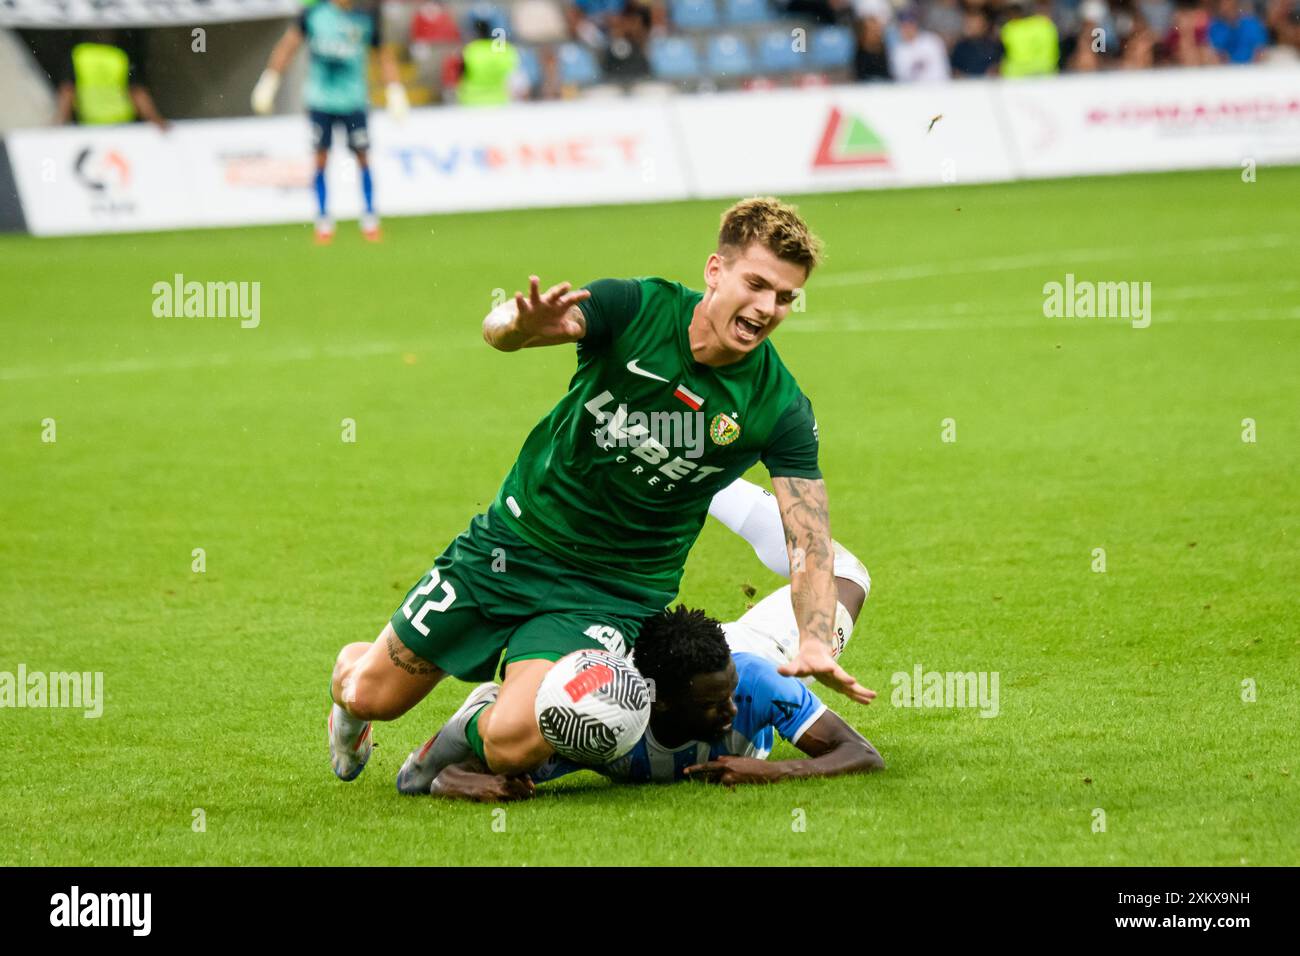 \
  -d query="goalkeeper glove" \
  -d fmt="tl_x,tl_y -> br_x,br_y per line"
251,69 -> 281,116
